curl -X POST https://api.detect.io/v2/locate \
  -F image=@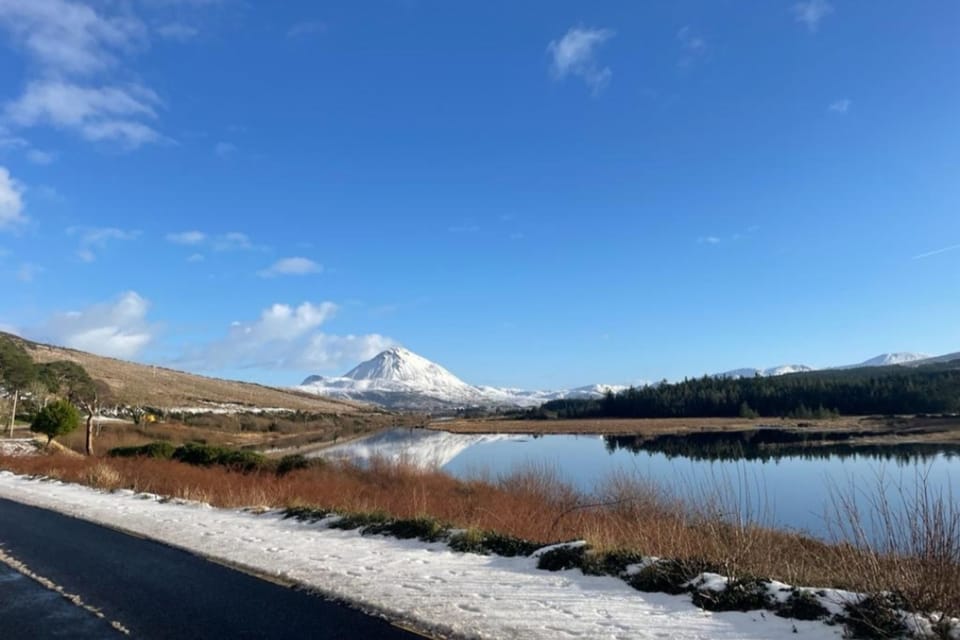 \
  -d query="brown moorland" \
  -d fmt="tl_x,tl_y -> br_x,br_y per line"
3,331 -> 374,414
